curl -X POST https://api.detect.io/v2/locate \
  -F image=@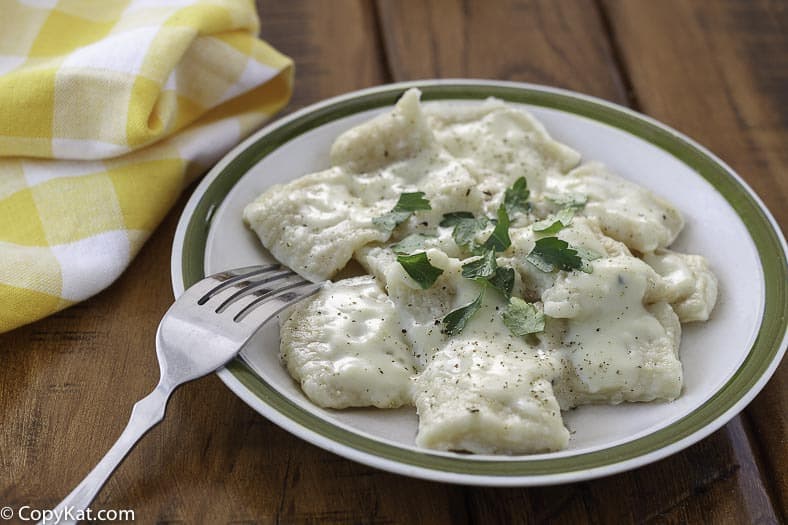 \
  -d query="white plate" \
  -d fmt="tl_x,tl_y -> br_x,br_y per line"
171,80 -> 787,486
